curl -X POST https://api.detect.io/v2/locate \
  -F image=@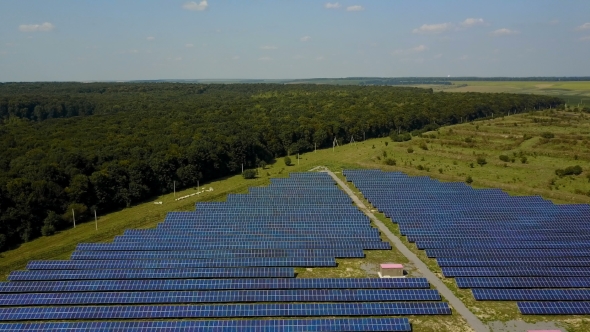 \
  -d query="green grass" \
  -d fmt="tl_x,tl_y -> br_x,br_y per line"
3,109 -> 590,331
